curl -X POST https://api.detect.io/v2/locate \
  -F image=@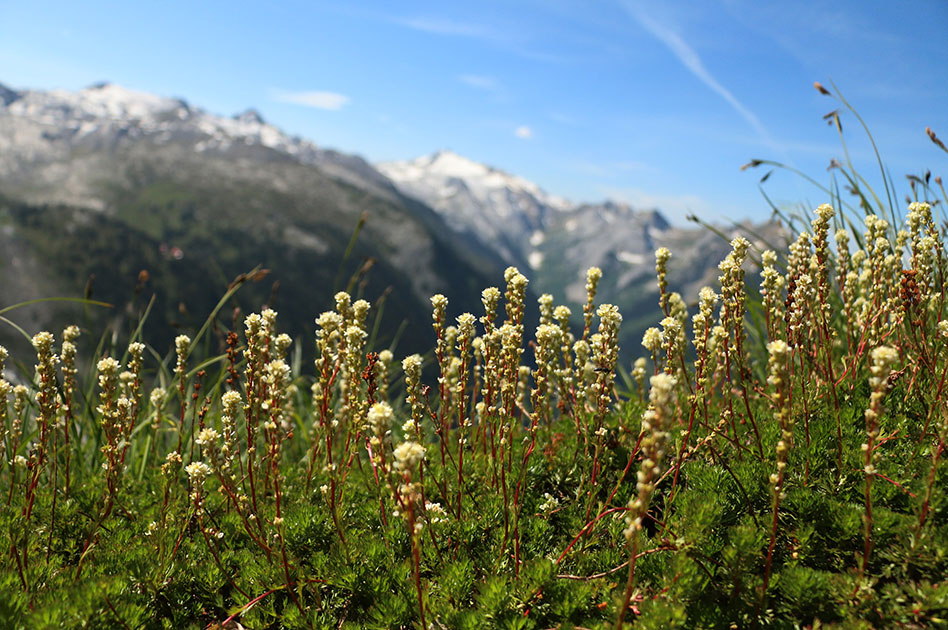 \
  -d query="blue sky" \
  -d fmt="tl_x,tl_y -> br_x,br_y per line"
1,0 -> 946,224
